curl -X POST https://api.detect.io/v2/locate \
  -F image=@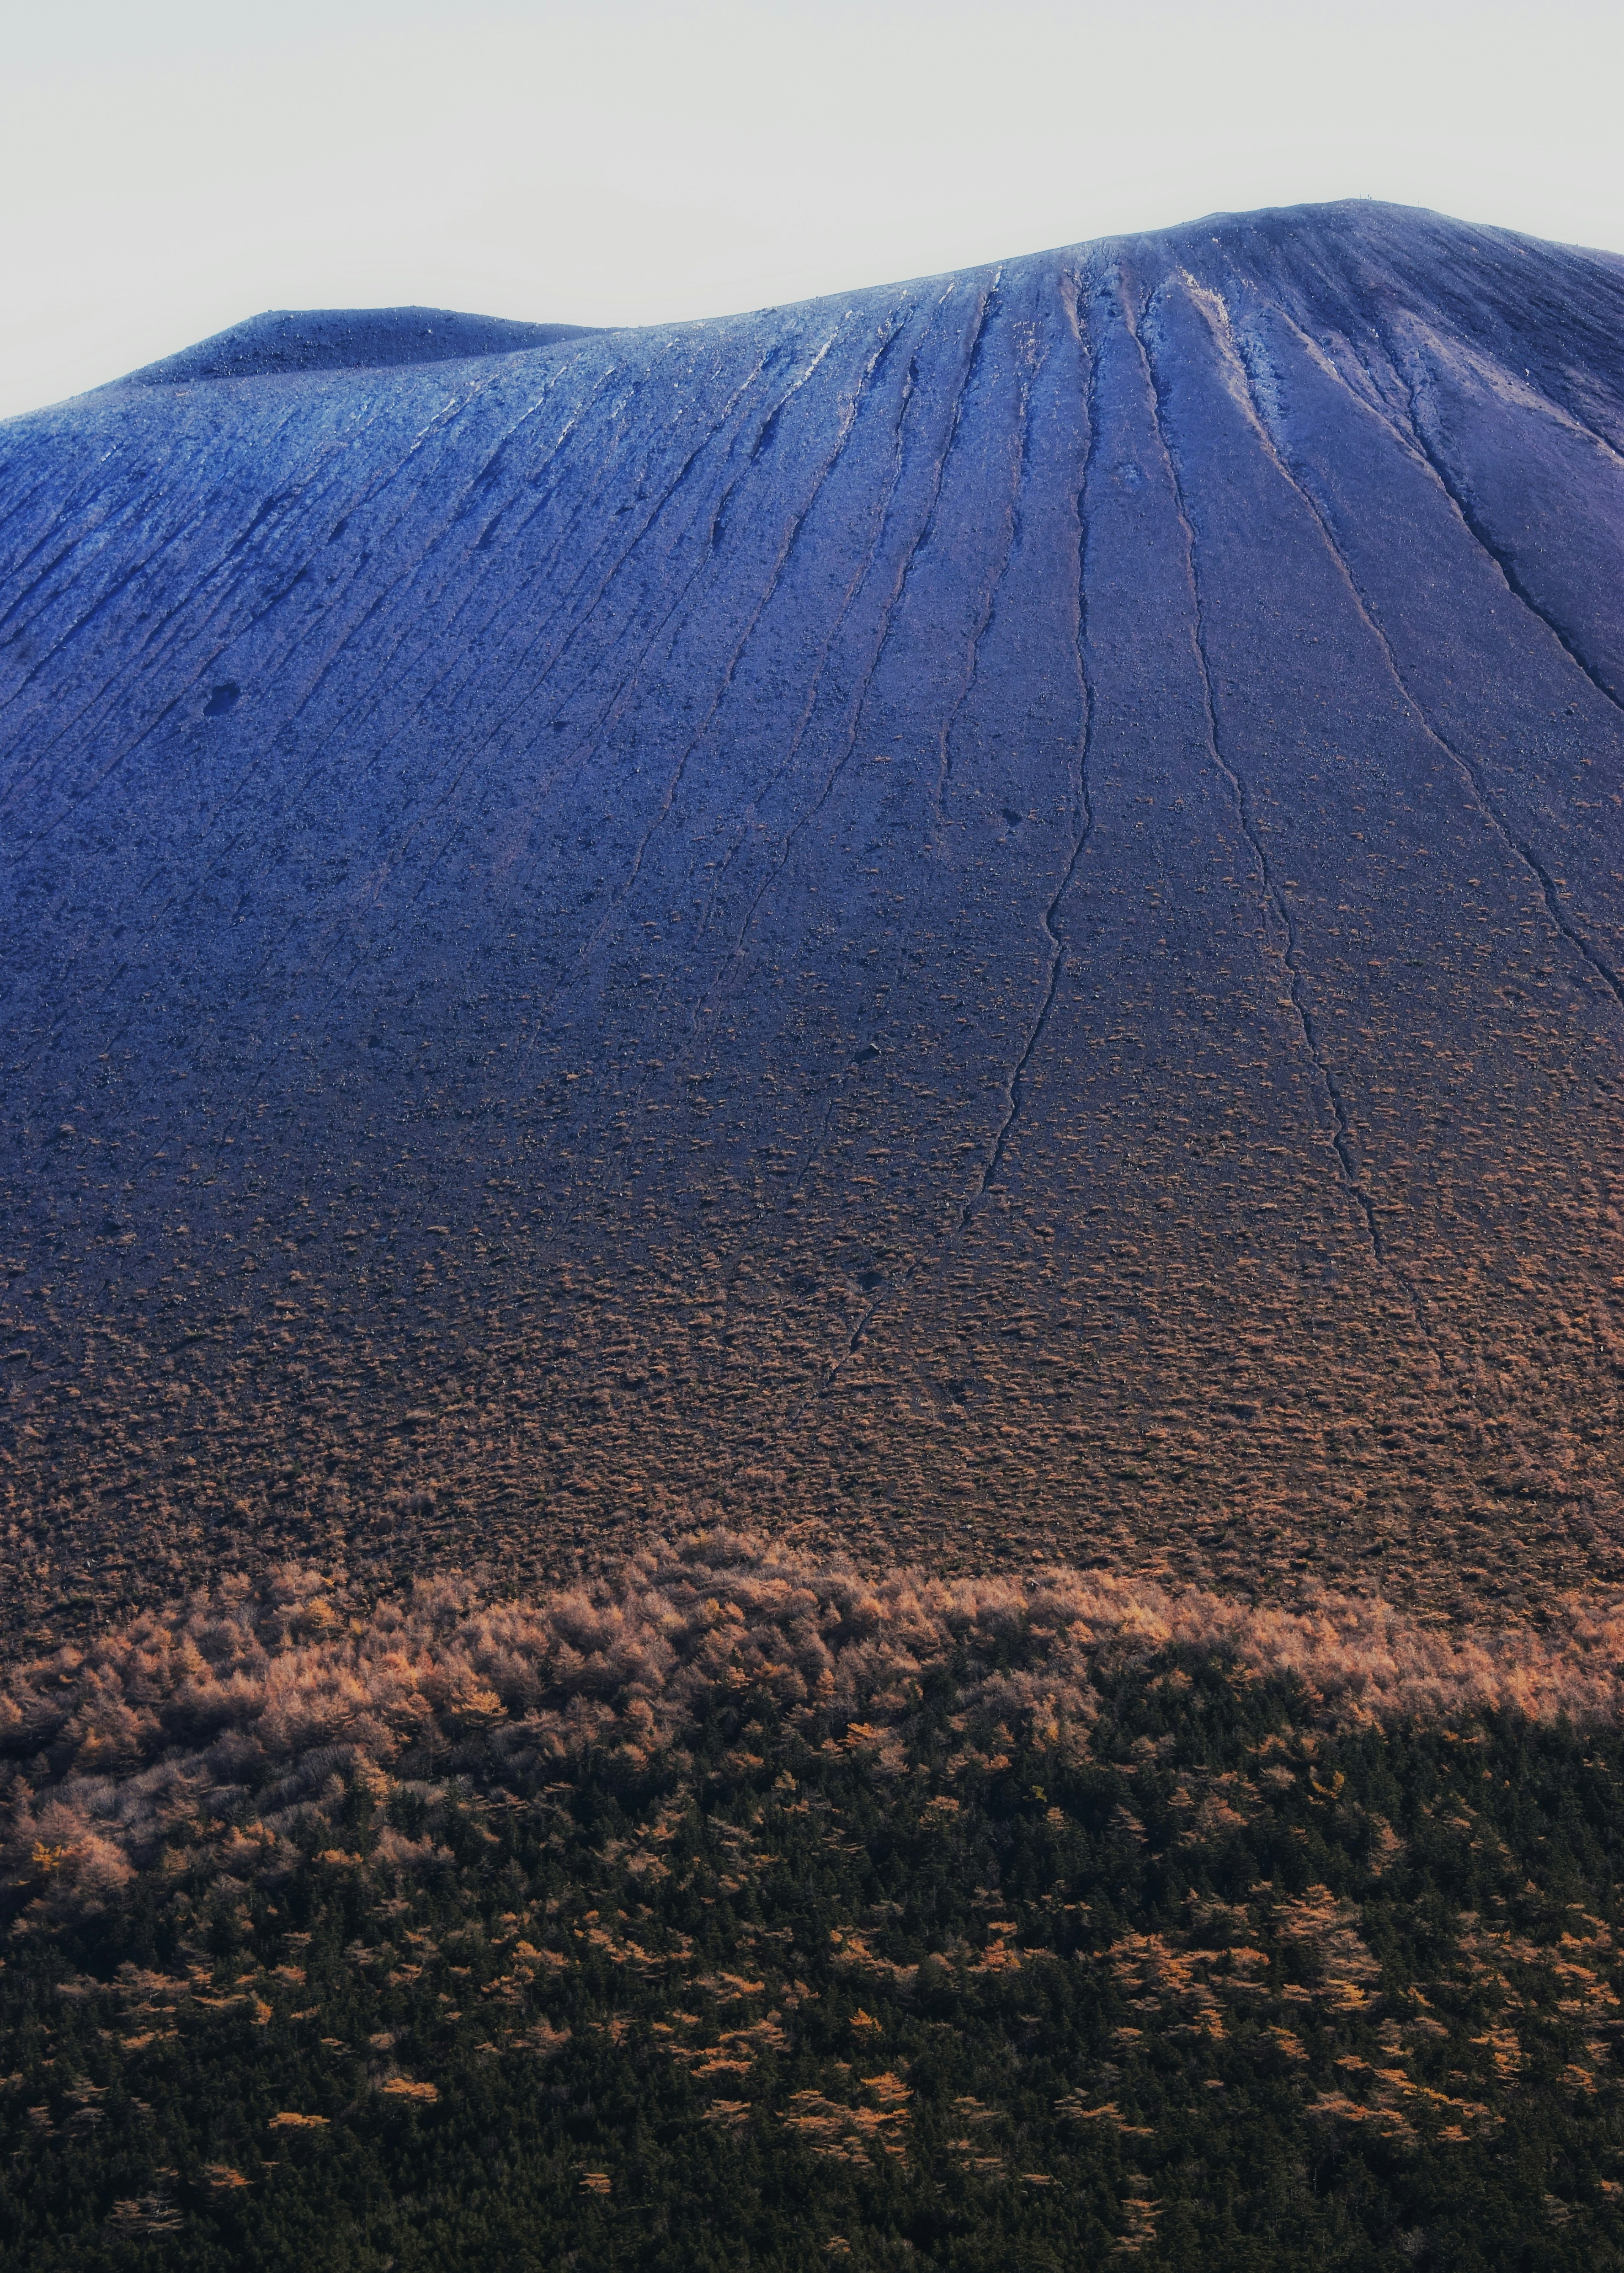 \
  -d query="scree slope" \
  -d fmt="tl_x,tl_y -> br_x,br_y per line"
3,204 -> 1624,1629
